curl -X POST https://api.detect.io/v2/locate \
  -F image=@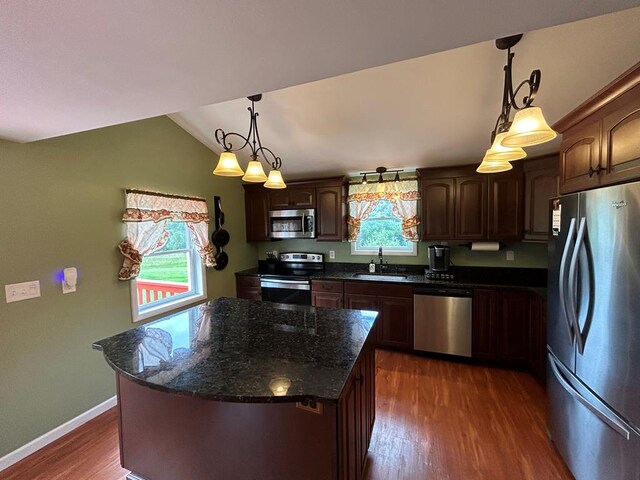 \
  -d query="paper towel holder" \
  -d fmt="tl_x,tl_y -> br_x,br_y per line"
458,242 -> 506,250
